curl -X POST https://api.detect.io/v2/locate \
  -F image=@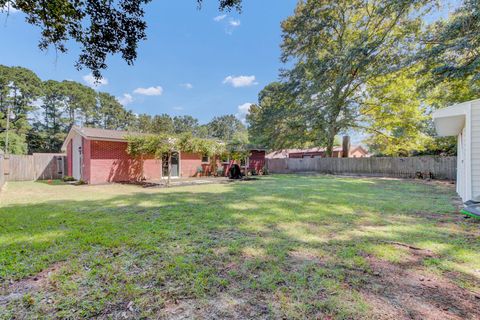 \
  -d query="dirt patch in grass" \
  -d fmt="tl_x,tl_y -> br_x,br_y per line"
0,262 -> 64,306
160,293 -> 271,320
360,248 -> 480,320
